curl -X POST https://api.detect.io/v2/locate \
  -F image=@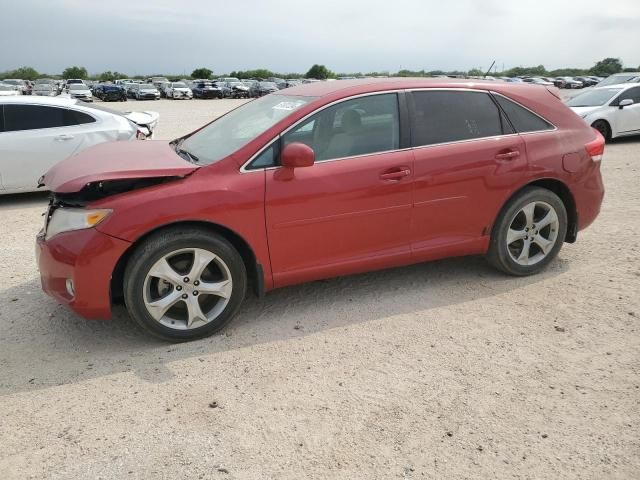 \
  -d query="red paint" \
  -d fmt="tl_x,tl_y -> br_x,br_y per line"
37,80 -> 605,320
